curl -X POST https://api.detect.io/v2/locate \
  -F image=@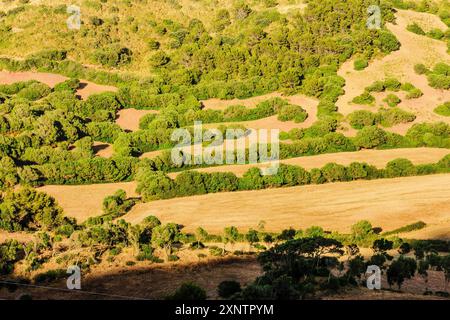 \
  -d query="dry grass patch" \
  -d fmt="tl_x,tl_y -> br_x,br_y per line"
167,147 -> 450,178
39,182 -> 138,223
123,174 -> 450,236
